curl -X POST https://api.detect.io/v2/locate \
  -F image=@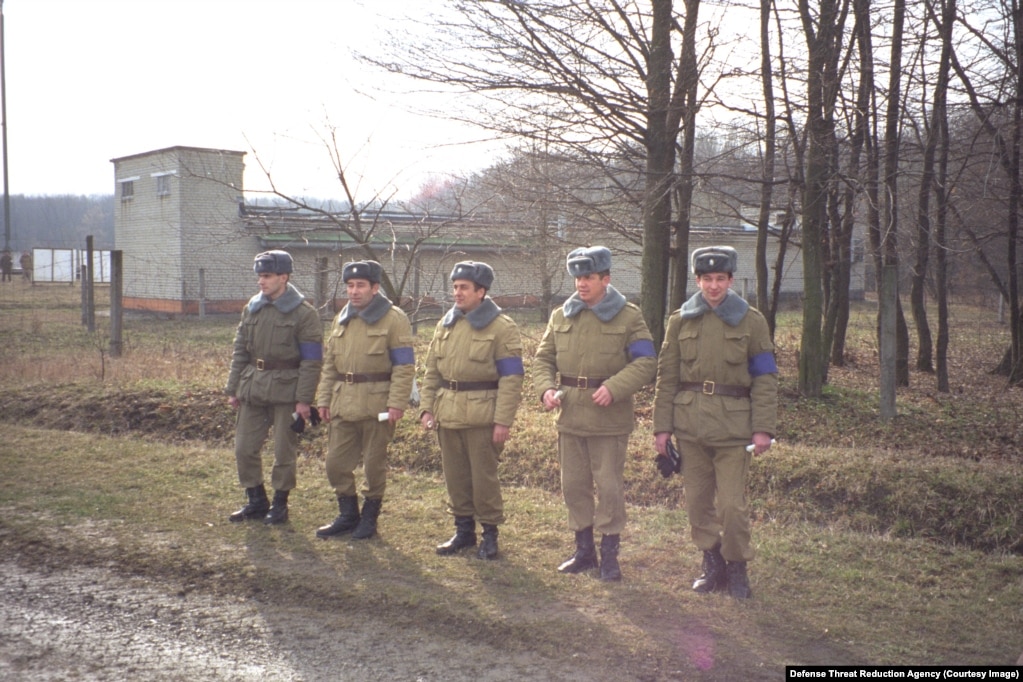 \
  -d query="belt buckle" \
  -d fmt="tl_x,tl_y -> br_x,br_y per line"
344,372 -> 355,384
256,359 -> 265,371
449,379 -> 459,391
578,376 -> 590,389
702,380 -> 715,395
